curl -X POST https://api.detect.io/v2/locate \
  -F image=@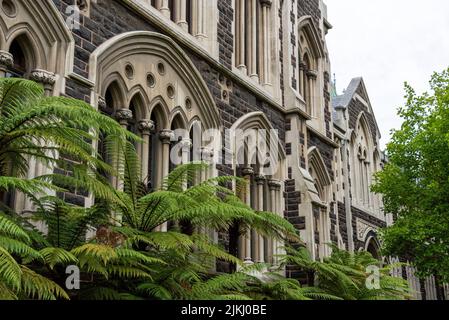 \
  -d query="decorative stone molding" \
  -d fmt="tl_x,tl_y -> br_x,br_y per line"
159,129 -> 175,144
356,218 -> 377,241
255,174 -> 266,185
180,138 -> 193,150
306,69 -> 318,80
259,0 -> 272,8
298,62 -> 308,72
200,147 -> 214,161
268,179 -> 282,191
138,119 -> 155,135
30,69 -> 57,87
241,167 -> 255,177
0,50 -> 13,70
115,109 -> 133,126
97,96 -> 107,110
